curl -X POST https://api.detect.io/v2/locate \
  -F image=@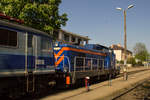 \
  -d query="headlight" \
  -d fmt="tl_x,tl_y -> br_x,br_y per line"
55,42 -> 58,46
